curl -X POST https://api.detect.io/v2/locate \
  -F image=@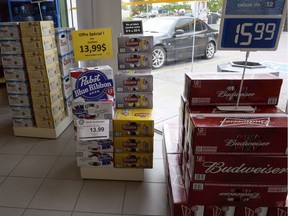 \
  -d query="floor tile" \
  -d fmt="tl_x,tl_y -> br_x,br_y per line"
0,154 -> 24,176
153,140 -> 164,159
0,207 -> 25,216
0,177 -> 4,184
0,177 -> 42,208
0,137 -> 38,154
123,182 -> 169,216
61,138 -> 76,156
75,180 -> 125,214
48,156 -> 81,179
28,138 -> 69,156
59,123 -> 75,139
29,179 -> 83,211
73,213 -> 121,216
144,158 -> 165,183
10,155 -> 58,178
23,209 -> 72,216
0,136 -> 11,149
